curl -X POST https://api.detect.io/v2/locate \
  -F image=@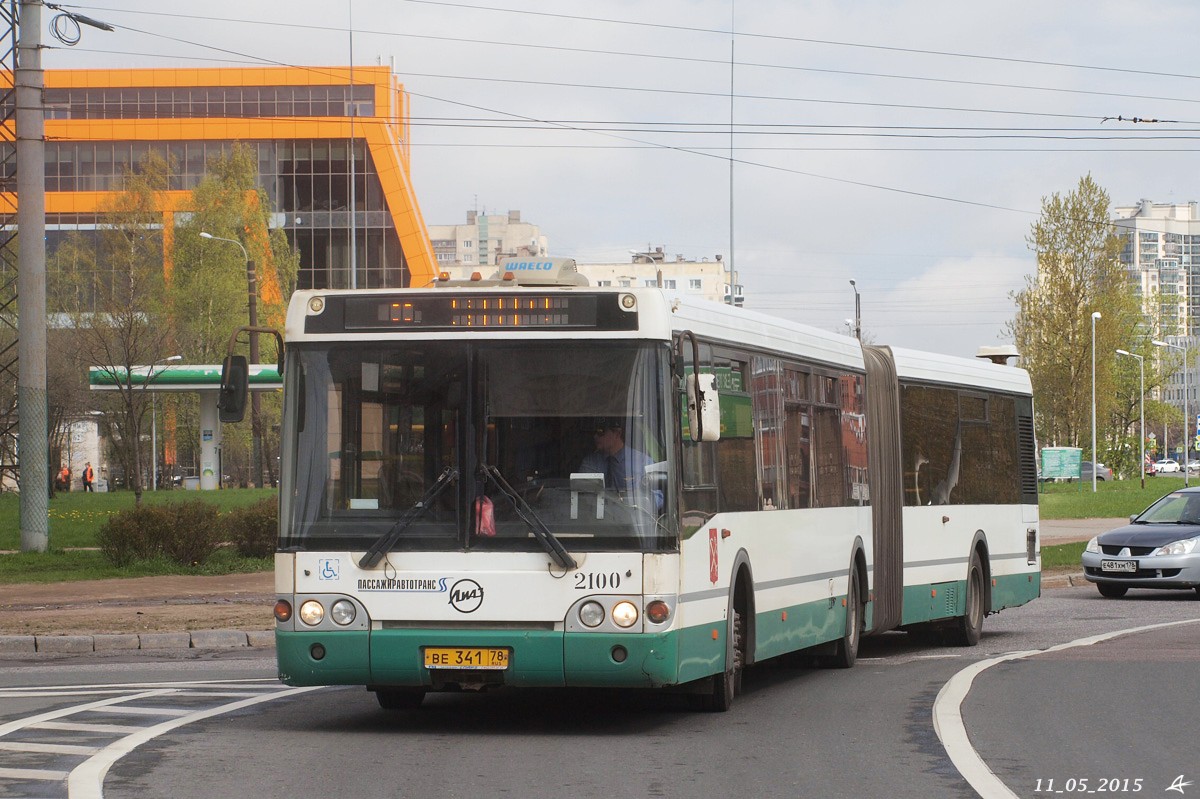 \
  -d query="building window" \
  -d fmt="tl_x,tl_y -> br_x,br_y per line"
664,279 -> 677,289
689,279 -> 702,290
